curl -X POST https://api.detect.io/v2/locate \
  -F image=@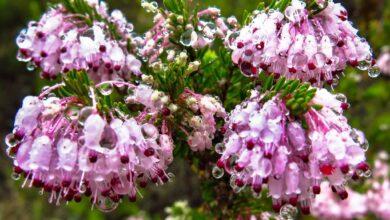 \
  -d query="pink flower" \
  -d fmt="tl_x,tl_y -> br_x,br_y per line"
16,2 -> 141,82
311,182 -> 367,220
5,84 -> 174,211
377,46 -> 390,76
182,89 -> 226,152
229,0 -> 374,85
214,88 -> 368,214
